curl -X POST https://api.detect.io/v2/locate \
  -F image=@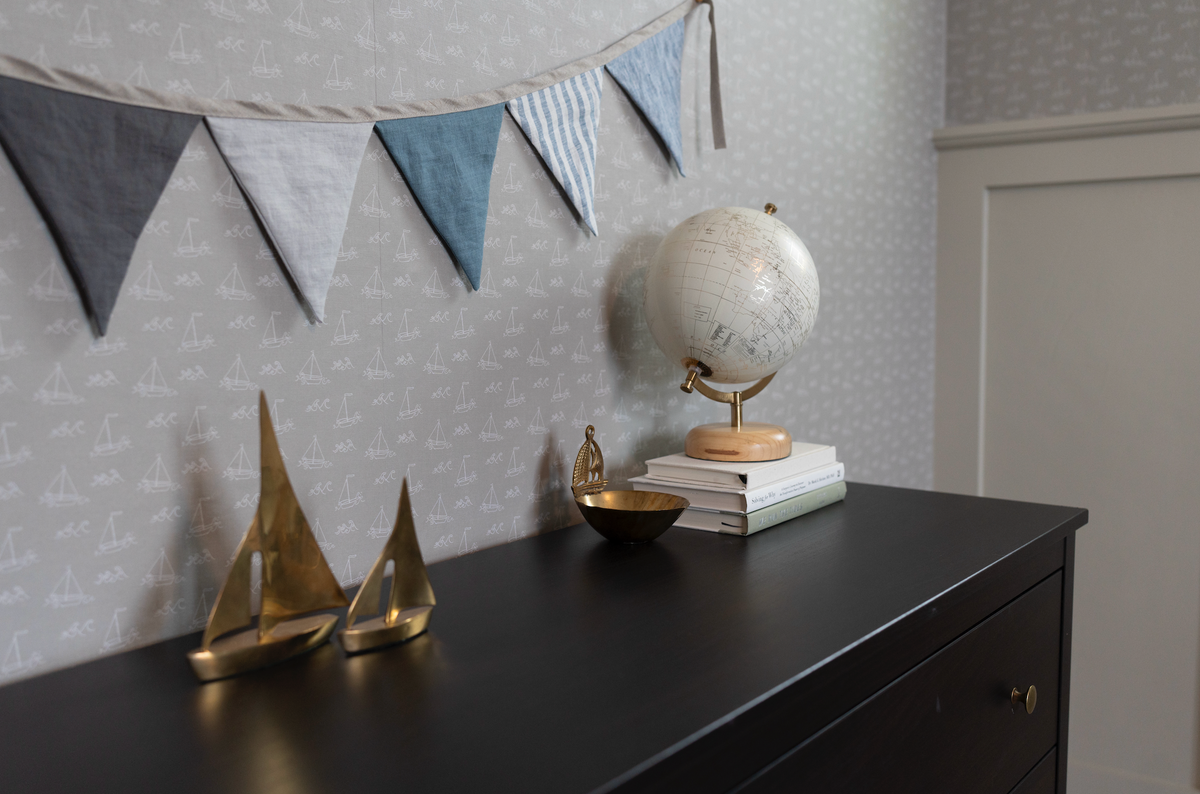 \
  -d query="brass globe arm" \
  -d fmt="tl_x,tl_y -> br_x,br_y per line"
680,368 -> 777,430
